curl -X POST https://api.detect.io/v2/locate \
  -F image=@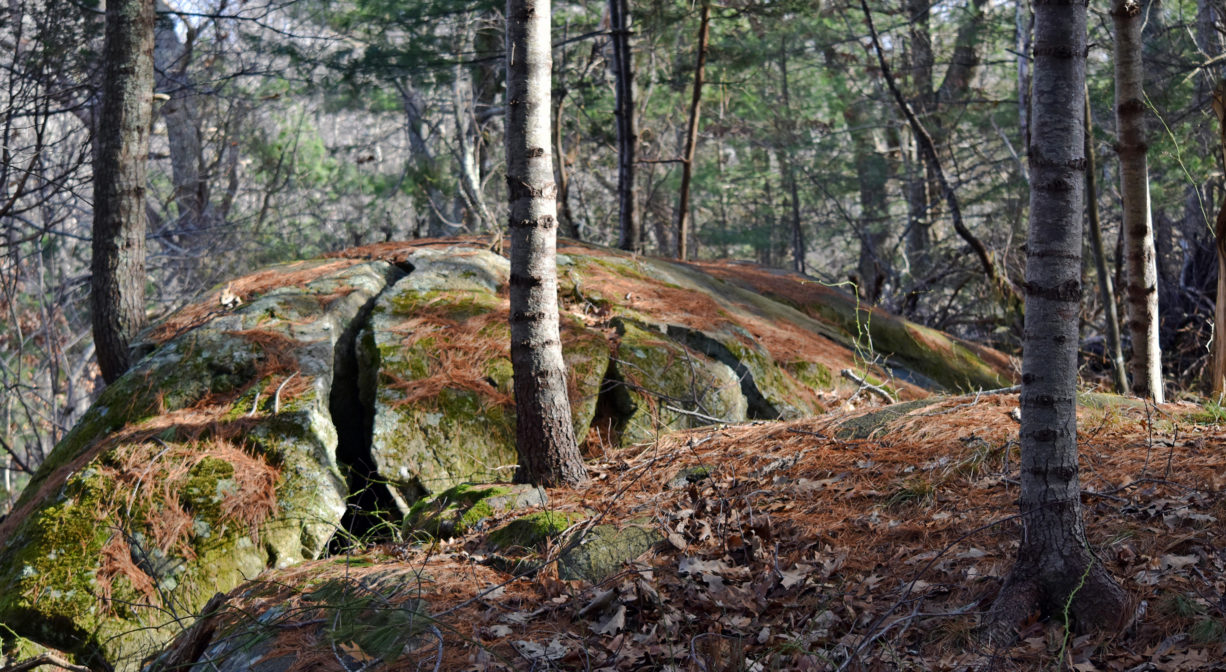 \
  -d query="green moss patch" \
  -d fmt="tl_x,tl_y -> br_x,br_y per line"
486,511 -> 587,553
404,483 -> 548,539
611,319 -> 748,445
